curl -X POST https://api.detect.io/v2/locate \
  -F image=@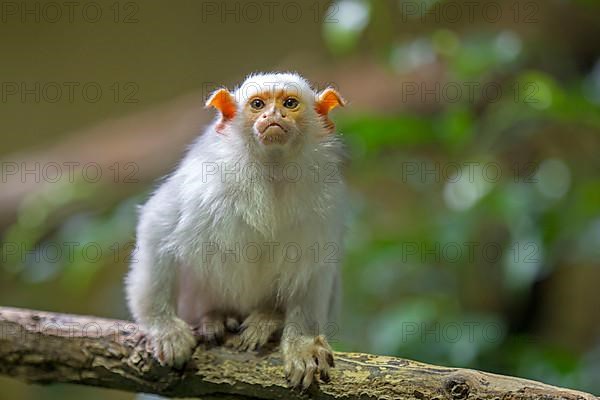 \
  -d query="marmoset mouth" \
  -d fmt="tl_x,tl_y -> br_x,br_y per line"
262,122 -> 287,133
258,126 -> 288,145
